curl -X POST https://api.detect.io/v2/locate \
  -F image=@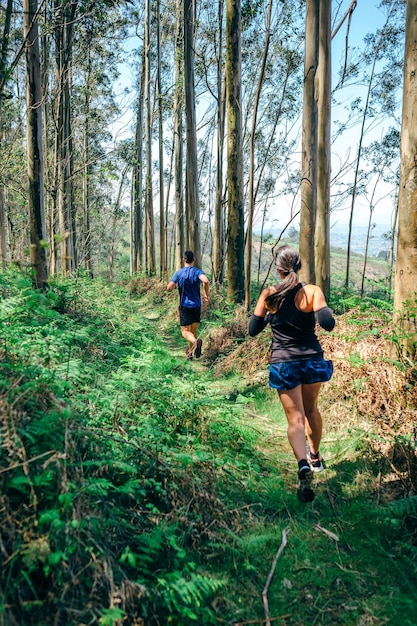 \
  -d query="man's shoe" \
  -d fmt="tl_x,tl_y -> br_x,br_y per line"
185,347 -> 193,360
194,338 -> 203,359
307,450 -> 324,472
297,466 -> 314,502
